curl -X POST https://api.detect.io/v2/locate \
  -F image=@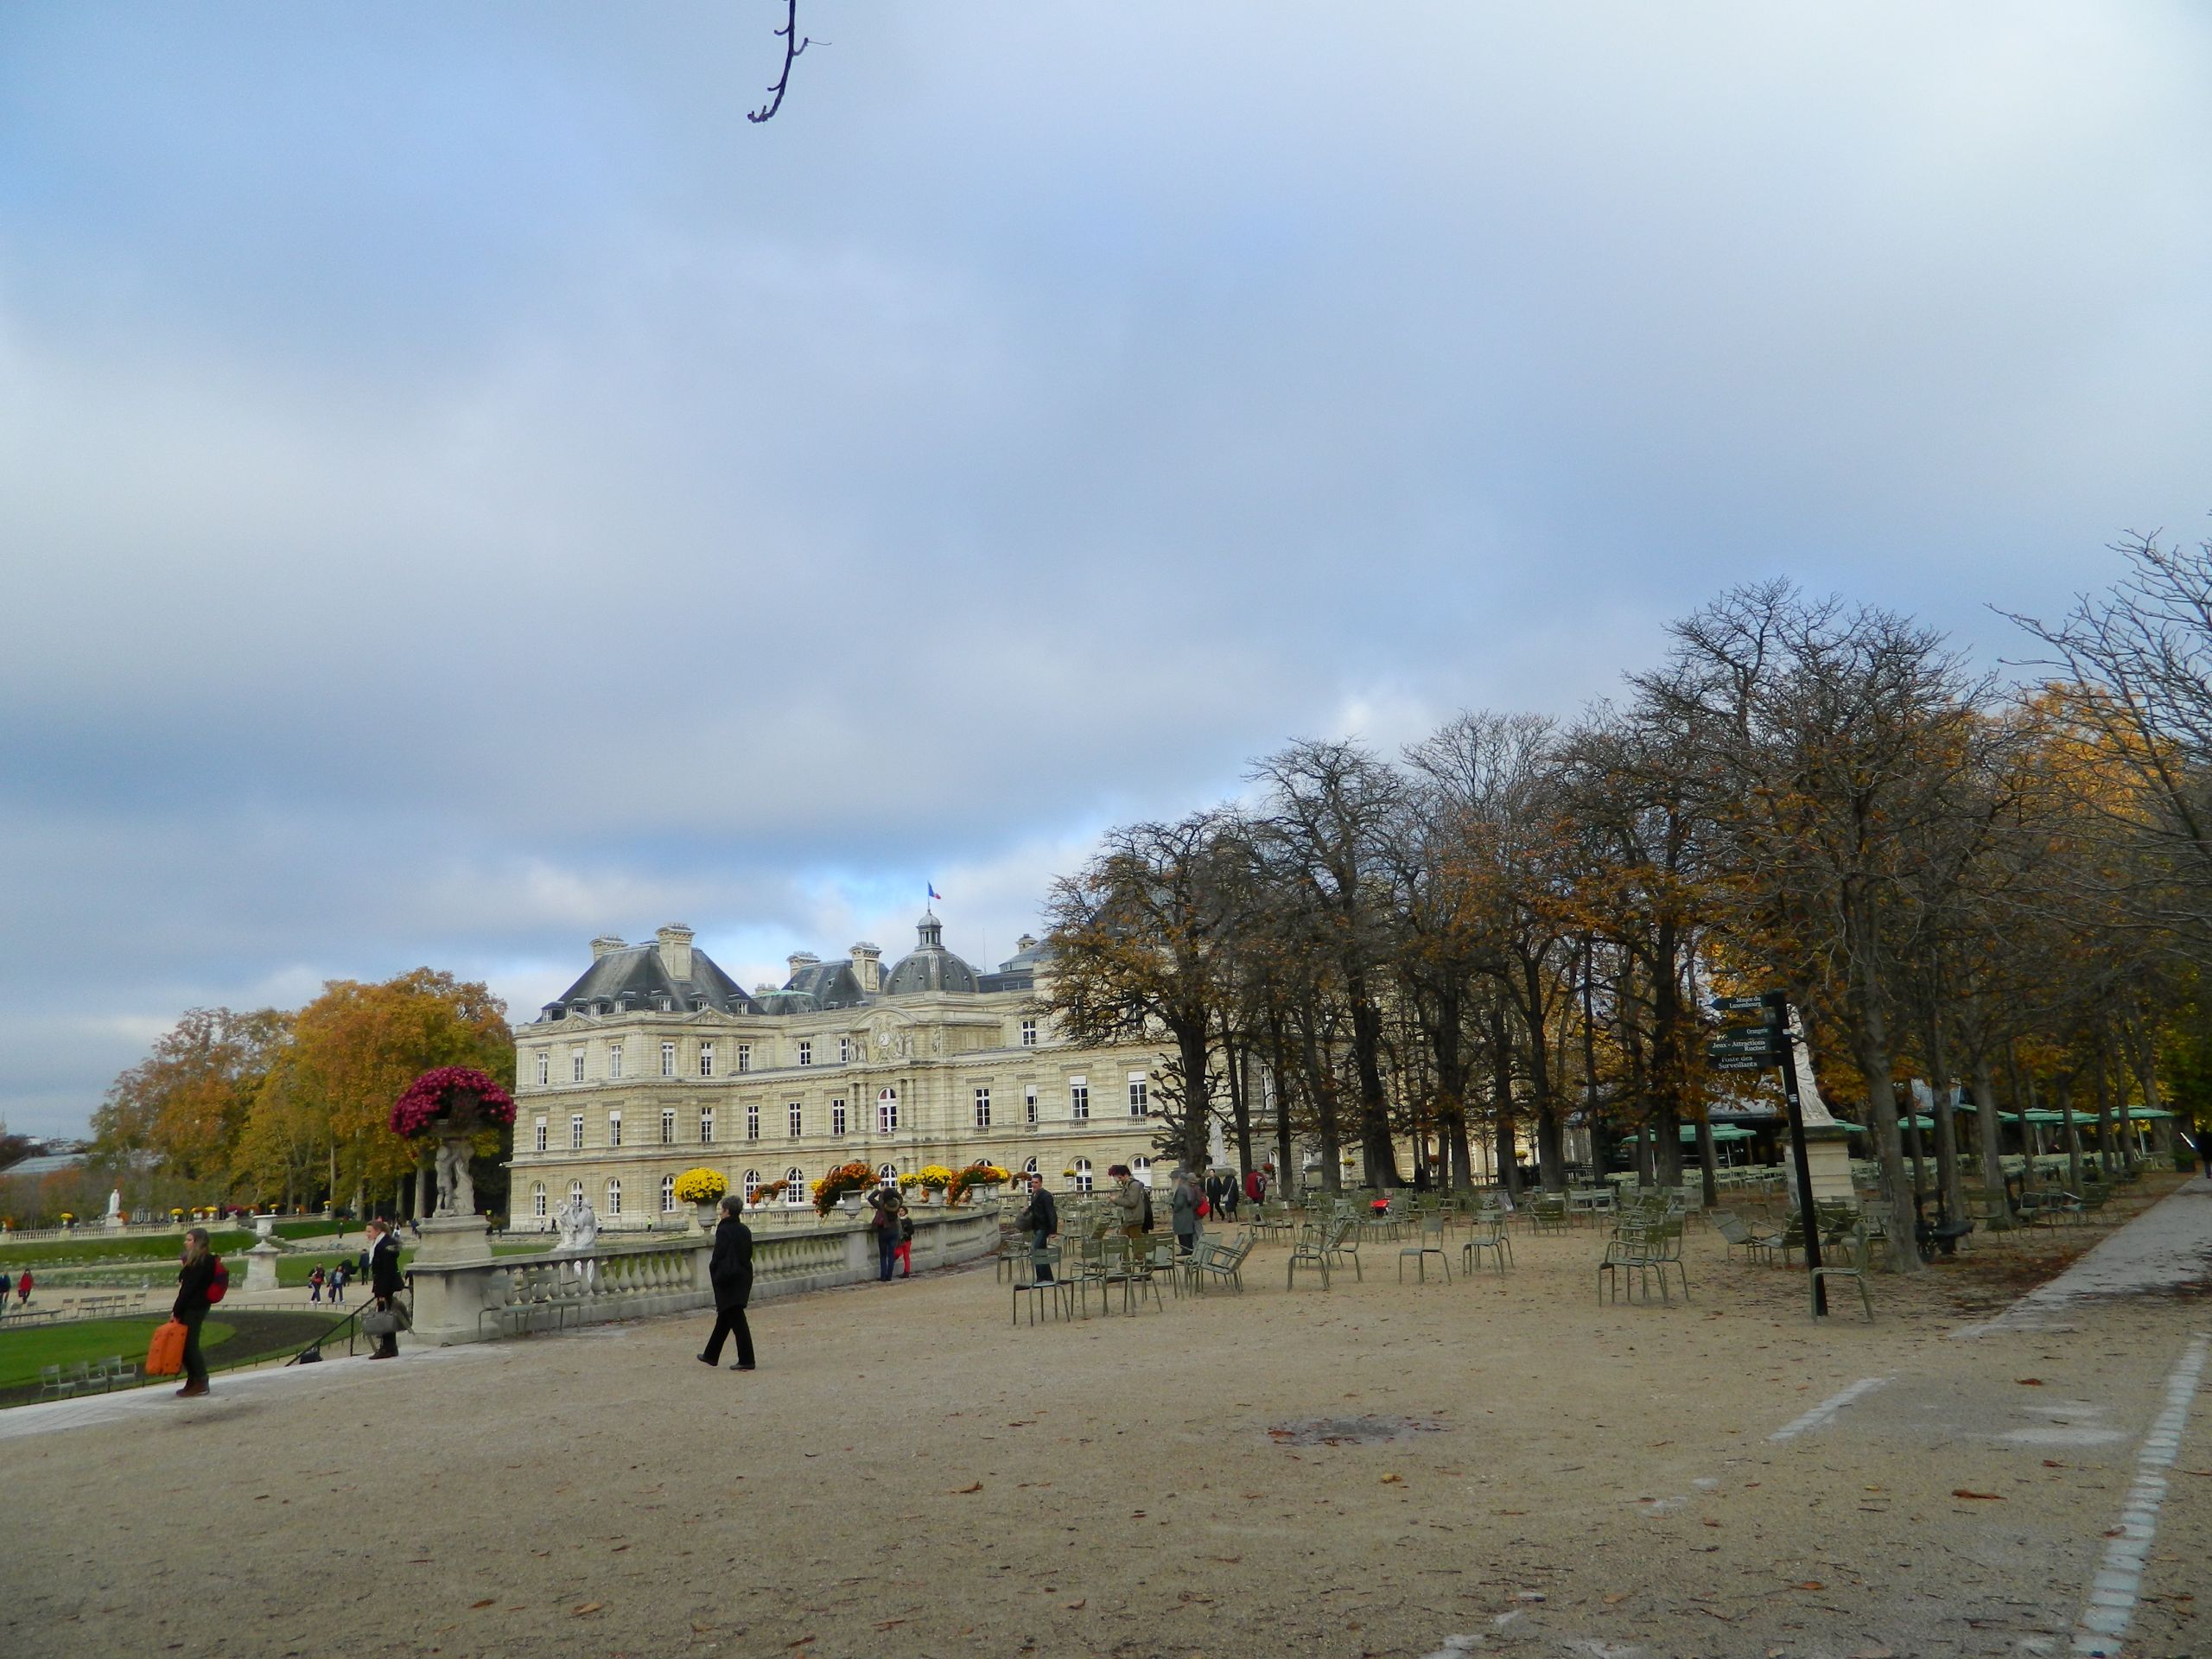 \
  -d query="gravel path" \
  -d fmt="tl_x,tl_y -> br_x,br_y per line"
4,1178 -> 2209,1659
